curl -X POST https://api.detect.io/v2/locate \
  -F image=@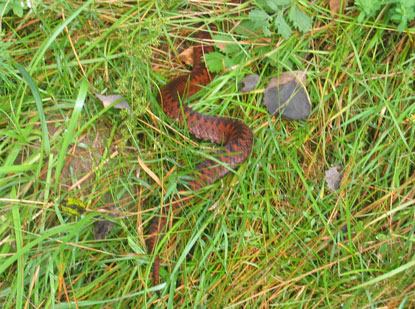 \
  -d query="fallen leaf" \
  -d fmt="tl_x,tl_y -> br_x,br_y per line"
267,71 -> 306,88
264,71 -> 311,120
325,166 -> 343,191
95,93 -> 130,110
239,74 -> 260,92
137,155 -> 161,187
178,46 -> 194,65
